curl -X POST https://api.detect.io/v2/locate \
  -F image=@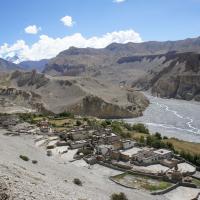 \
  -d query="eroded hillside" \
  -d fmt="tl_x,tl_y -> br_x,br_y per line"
0,70 -> 149,118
